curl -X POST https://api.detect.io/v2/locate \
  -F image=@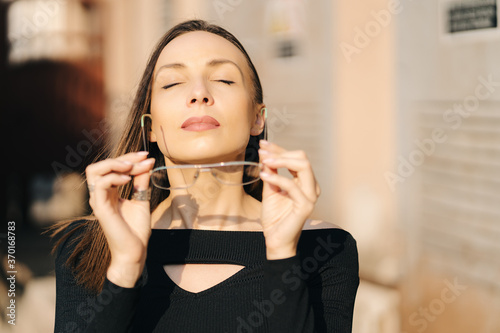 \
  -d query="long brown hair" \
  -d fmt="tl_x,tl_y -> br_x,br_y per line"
50,20 -> 266,293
